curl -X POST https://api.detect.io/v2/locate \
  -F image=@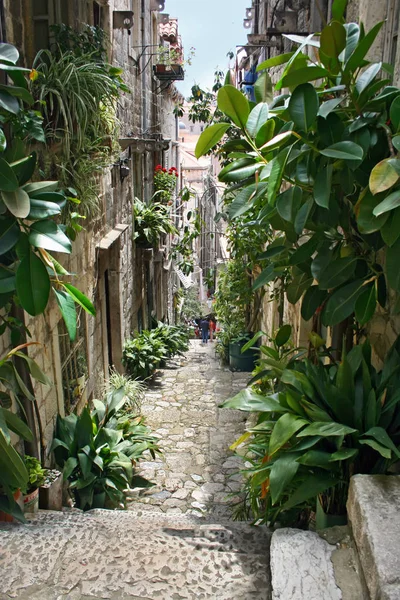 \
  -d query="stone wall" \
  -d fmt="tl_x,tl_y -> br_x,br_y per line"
1,0 -> 182,453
